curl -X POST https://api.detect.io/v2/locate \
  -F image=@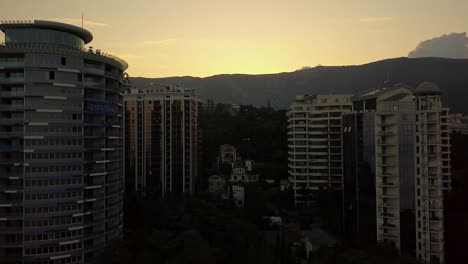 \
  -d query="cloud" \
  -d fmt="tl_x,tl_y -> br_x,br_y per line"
139,38 -> 176,46
359,16 -> 393,23
50,18 -> 108,27
408,32 -> 468,58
